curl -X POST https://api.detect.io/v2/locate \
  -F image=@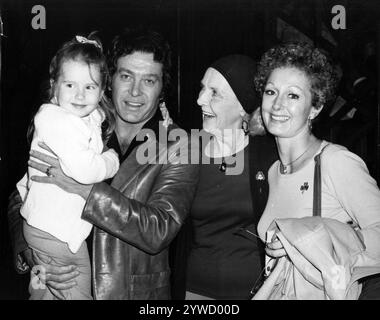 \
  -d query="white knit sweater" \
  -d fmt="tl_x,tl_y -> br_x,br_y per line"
18,104 -> 119,253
